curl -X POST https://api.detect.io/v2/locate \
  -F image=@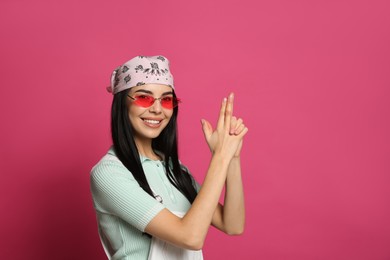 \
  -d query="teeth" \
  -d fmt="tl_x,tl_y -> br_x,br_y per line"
144,119 -> 160,124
